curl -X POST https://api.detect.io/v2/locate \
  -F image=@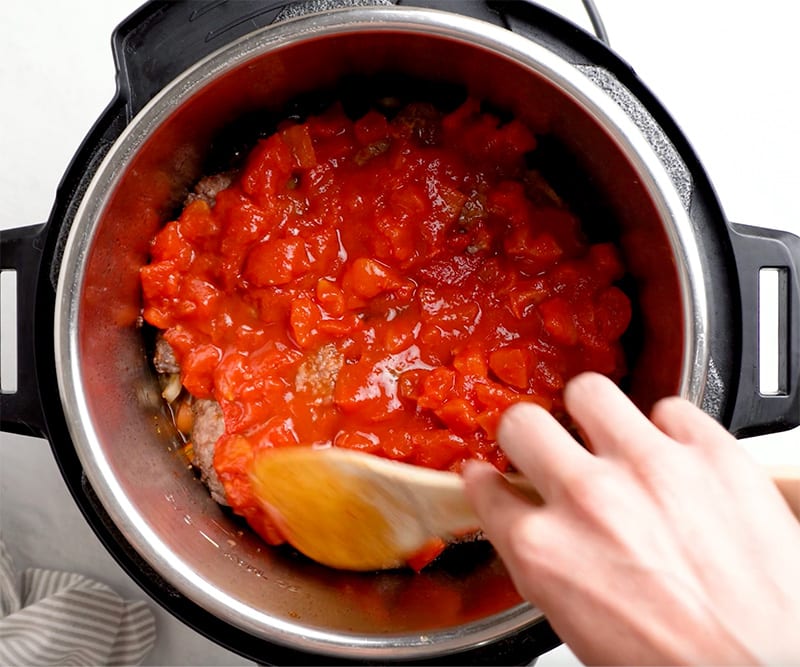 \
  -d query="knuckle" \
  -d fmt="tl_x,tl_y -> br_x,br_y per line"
559,465 -> 609,509
505,514 -> 549,568
630,457 -> 669,492
649,395 -> 685,424
628,445 -> 699,498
